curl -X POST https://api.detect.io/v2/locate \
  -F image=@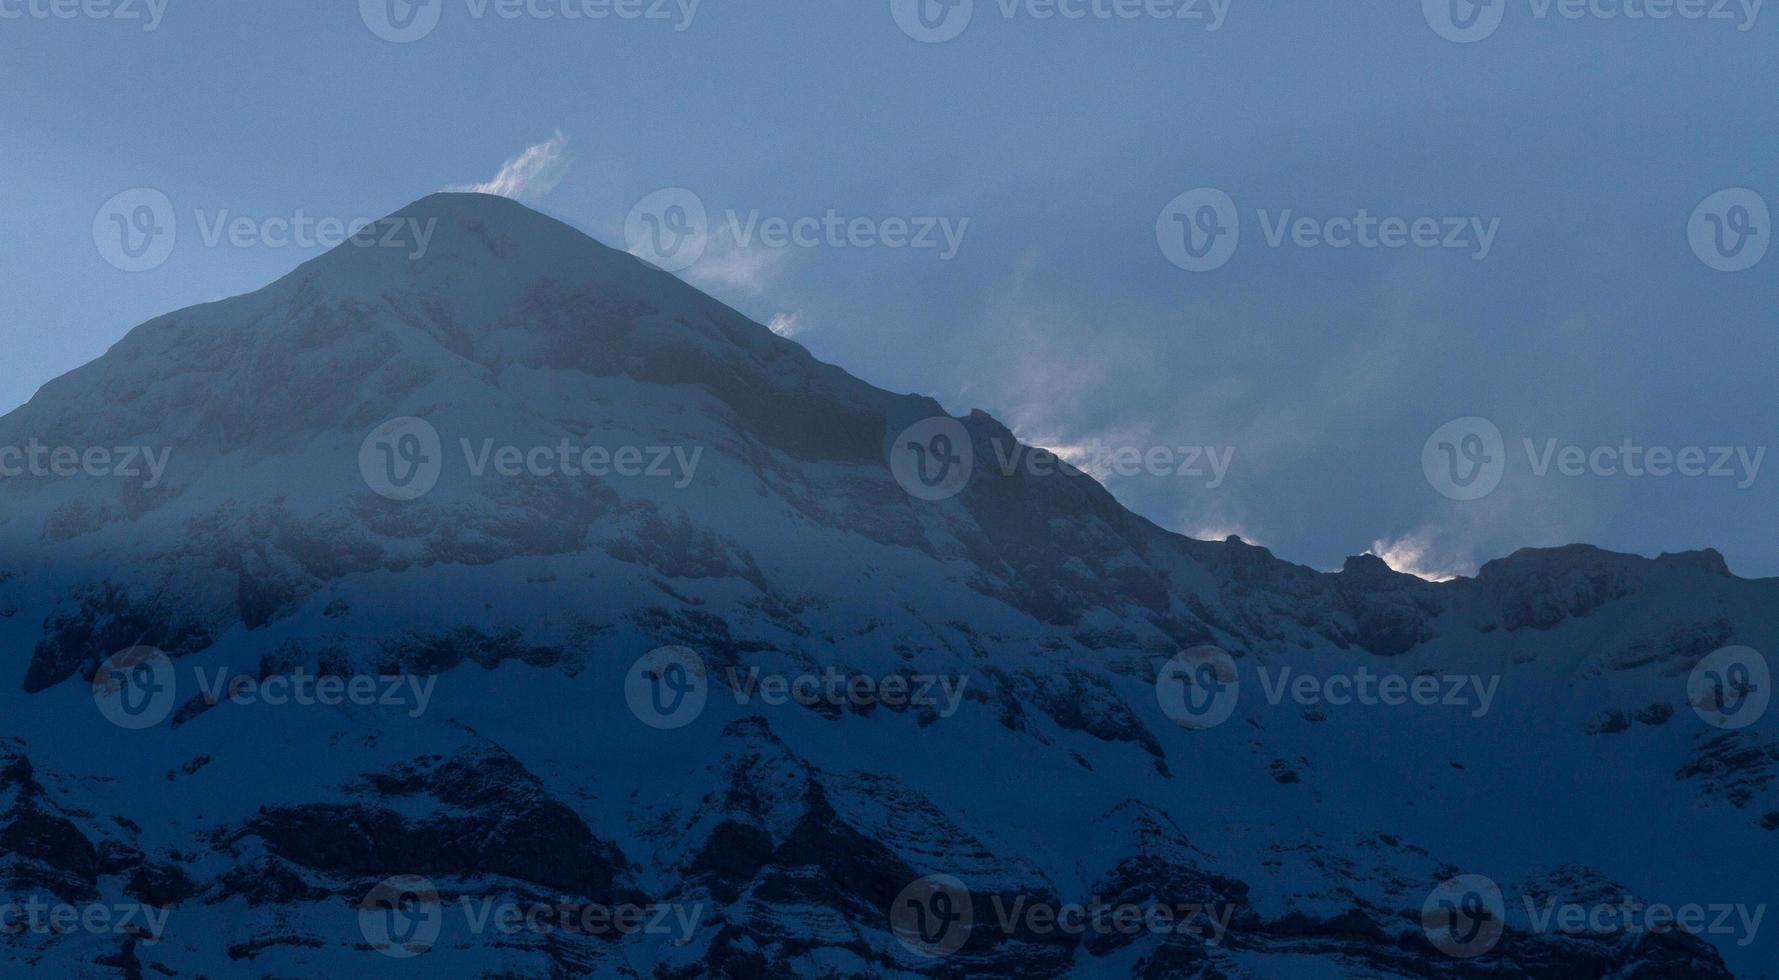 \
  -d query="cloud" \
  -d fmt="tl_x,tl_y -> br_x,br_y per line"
767,312 -> 804,338
686,237 -> 786,294
1187,524 -> 1260,546
450,131 -> 570,204
1368,529 -> 1473,582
